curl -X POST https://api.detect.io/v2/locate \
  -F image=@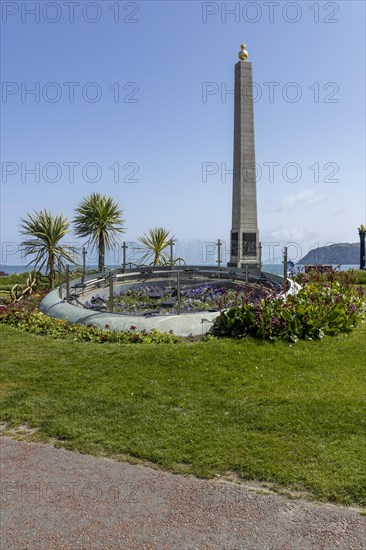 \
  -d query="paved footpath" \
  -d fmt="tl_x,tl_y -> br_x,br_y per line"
1,437 -> 365,549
